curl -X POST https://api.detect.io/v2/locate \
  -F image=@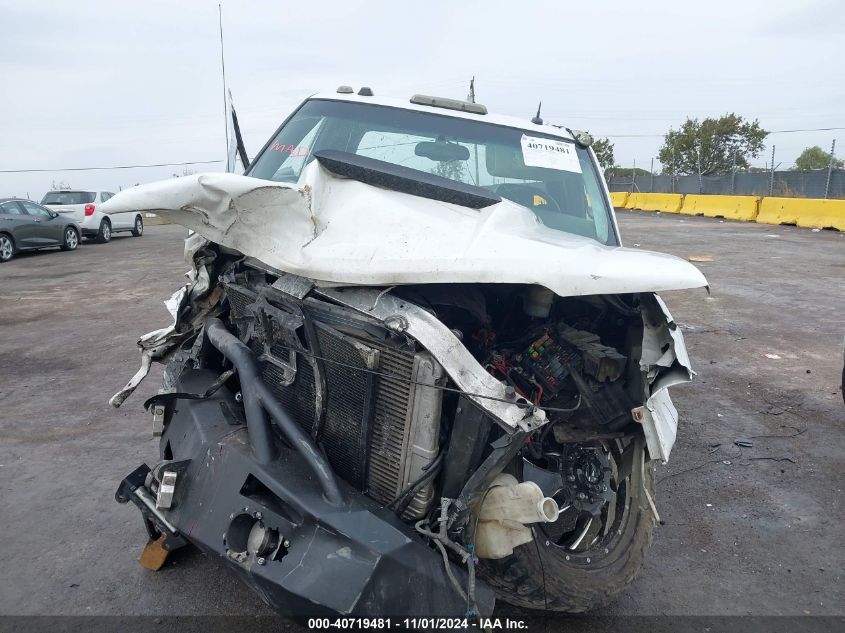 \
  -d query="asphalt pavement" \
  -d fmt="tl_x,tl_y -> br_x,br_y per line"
0,214 -> 842,625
